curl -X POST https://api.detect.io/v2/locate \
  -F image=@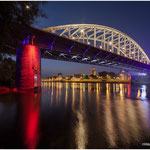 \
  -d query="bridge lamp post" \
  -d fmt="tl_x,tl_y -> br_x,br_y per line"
109,41 -> 112,52
80,29 -> 84,43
